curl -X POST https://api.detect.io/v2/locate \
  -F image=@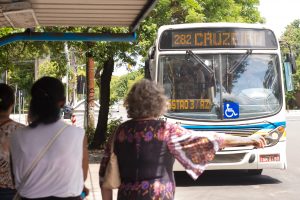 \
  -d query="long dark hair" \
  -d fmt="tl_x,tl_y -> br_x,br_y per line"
29,77 -> 65,128
0,83 -> 14,112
